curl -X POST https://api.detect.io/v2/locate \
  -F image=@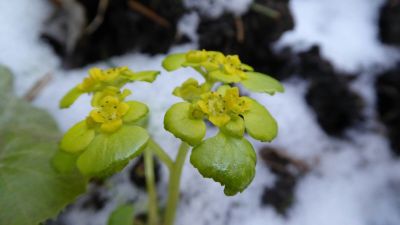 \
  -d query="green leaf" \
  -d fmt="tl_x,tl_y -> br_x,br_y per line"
220,117 -> 245,137
0,84 -> 86,225
242,97 -> 278,142
127,70 -> 160,83
190,132 -> 256,196
162,53 -> 186,71
164,102 -> 206,146
60,120 -> 95,153
123,101 -> 149,123
241,72 -> 284,95
52,150 -> 79,173
77,125 -> 149,176
59,86 -> 84,108
107,204 -> 134,225
209,70 -> 241,83
0,65 -> 13,96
